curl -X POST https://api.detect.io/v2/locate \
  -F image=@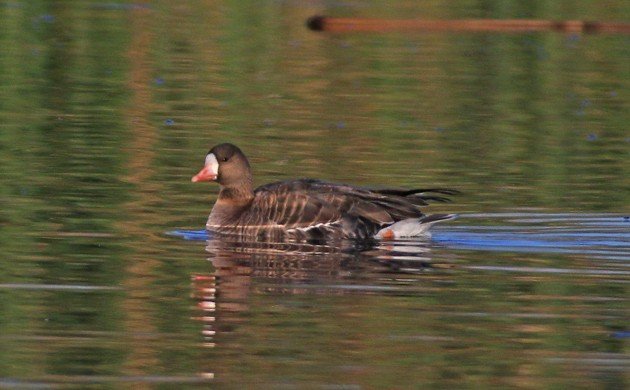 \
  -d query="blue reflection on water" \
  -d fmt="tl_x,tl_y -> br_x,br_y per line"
167,229 -> 209,240
433,231 -> 629,250
167,214 -> 630,260
611,331 -> 630,339
433,214 -> 629,260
